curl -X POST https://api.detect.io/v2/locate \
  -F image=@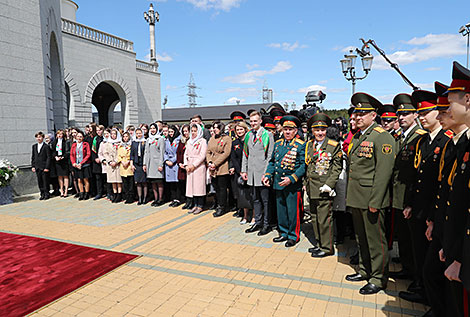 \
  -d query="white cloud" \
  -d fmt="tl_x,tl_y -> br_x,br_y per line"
157,52 -> 173,62
373,33 -> 466,70
297,84 -> 327,94
267,41 -> 308,52
225,97 -> 245,104
424,67 -> 441,71
223,61 -> 292,84
165,85 -> 179,90
183,0 -> 243,11
415,82 -> 434,90
246,64 -> 259,70
218,87 -> 258,97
